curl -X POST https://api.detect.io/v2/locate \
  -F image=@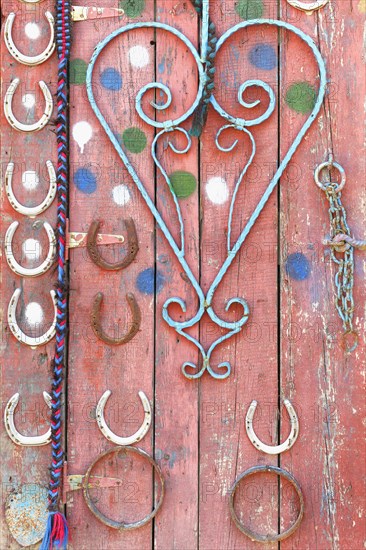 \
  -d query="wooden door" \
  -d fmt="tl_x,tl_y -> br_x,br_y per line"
1,1 -> 365,549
